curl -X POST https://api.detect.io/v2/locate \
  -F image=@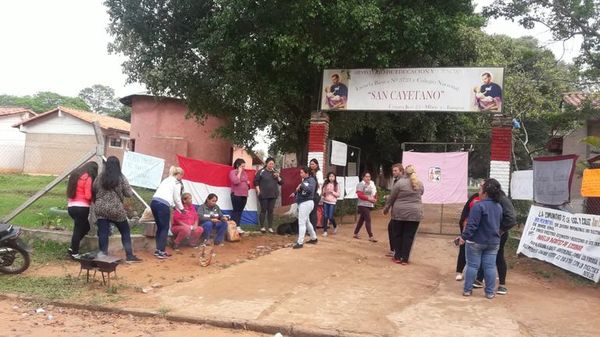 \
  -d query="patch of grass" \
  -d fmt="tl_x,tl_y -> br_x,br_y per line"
0,275 -> 83,300
157,306 -> 171,316
25,238 -> 70,264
